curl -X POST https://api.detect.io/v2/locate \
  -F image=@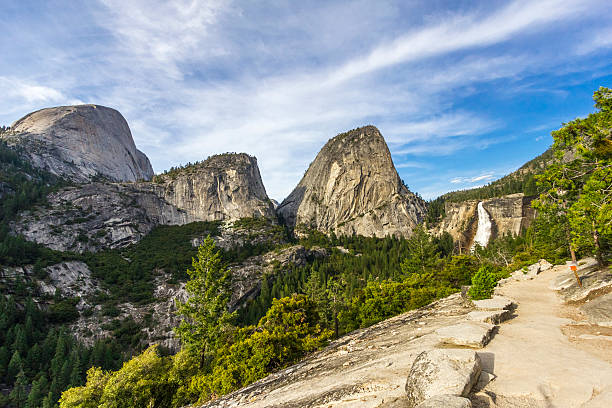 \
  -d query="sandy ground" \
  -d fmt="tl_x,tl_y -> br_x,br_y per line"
474,265 -> 612,408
